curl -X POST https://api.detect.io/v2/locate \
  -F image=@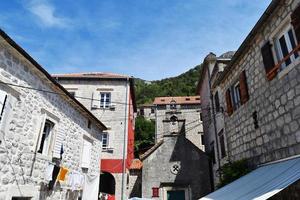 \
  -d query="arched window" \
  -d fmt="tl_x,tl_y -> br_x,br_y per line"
170,99 -> 176,110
